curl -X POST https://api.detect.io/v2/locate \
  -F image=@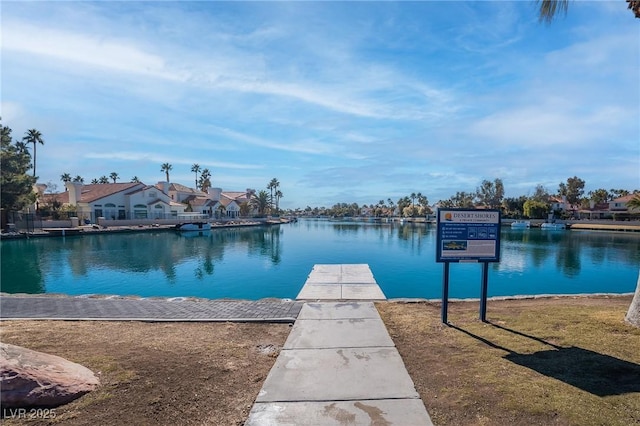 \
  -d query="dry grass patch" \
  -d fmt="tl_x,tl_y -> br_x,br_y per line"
377,296 -> 640,426
0,321 -> 291,426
